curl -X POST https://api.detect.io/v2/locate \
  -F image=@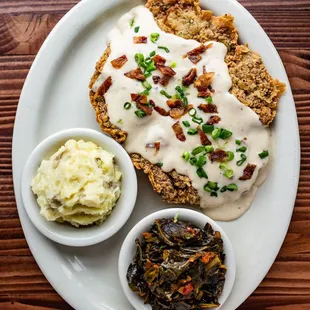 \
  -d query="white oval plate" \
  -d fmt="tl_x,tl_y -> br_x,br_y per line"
12,0 -> 300,309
